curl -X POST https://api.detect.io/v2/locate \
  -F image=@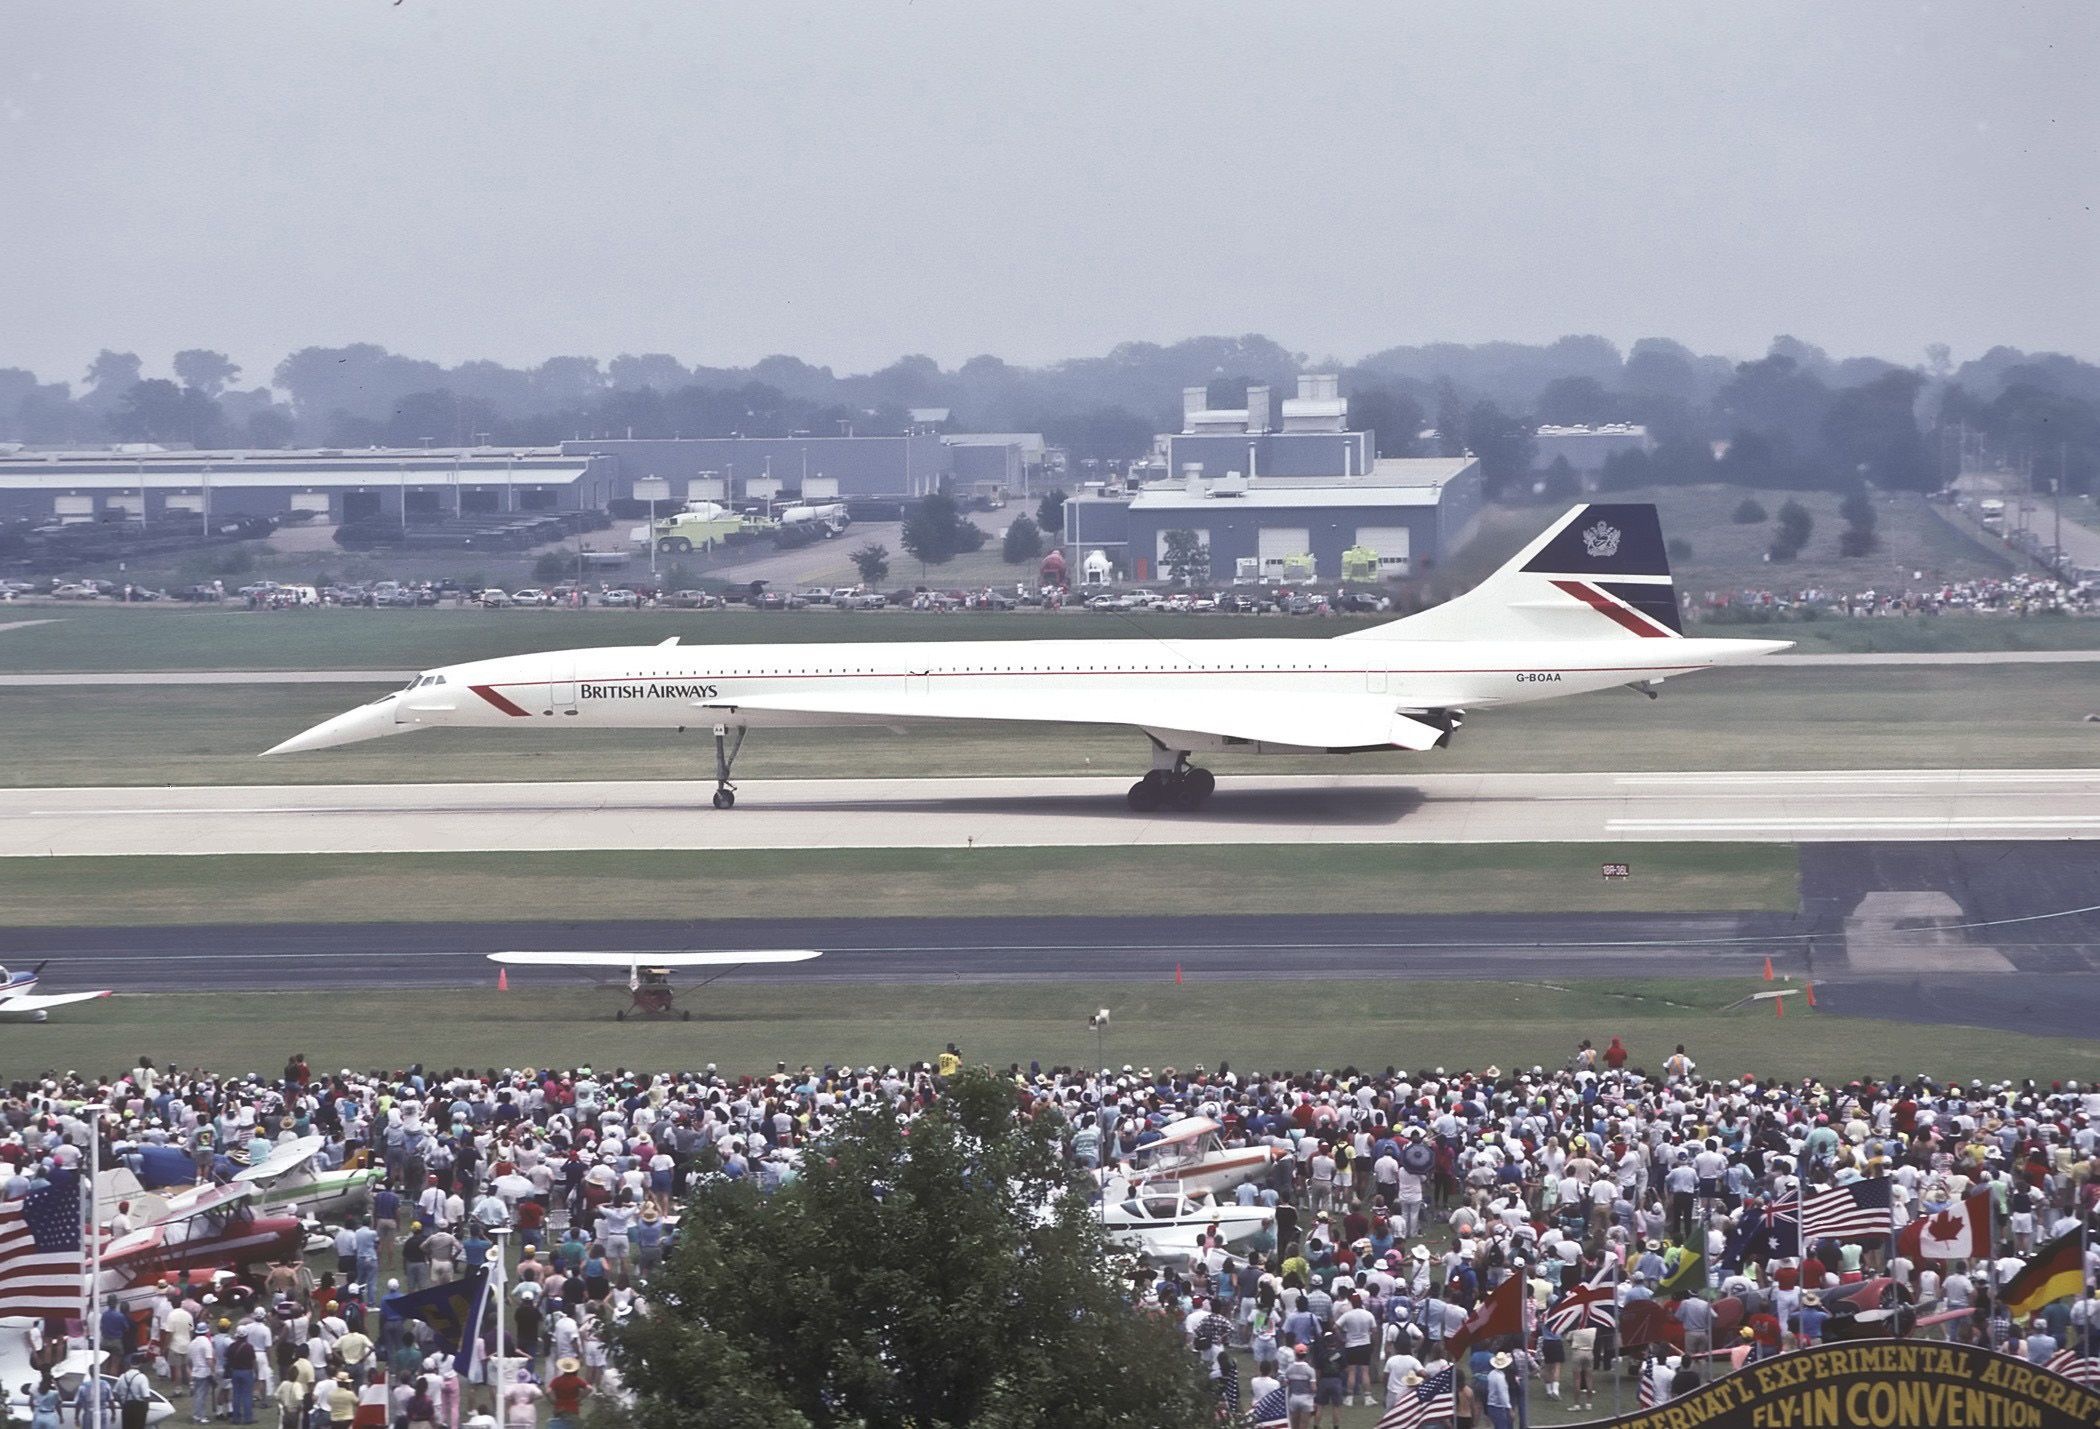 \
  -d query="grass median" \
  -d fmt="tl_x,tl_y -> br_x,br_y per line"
10,978 -> 2096,1084
4,604 -> 2100,674
0,842 -> 1797,926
